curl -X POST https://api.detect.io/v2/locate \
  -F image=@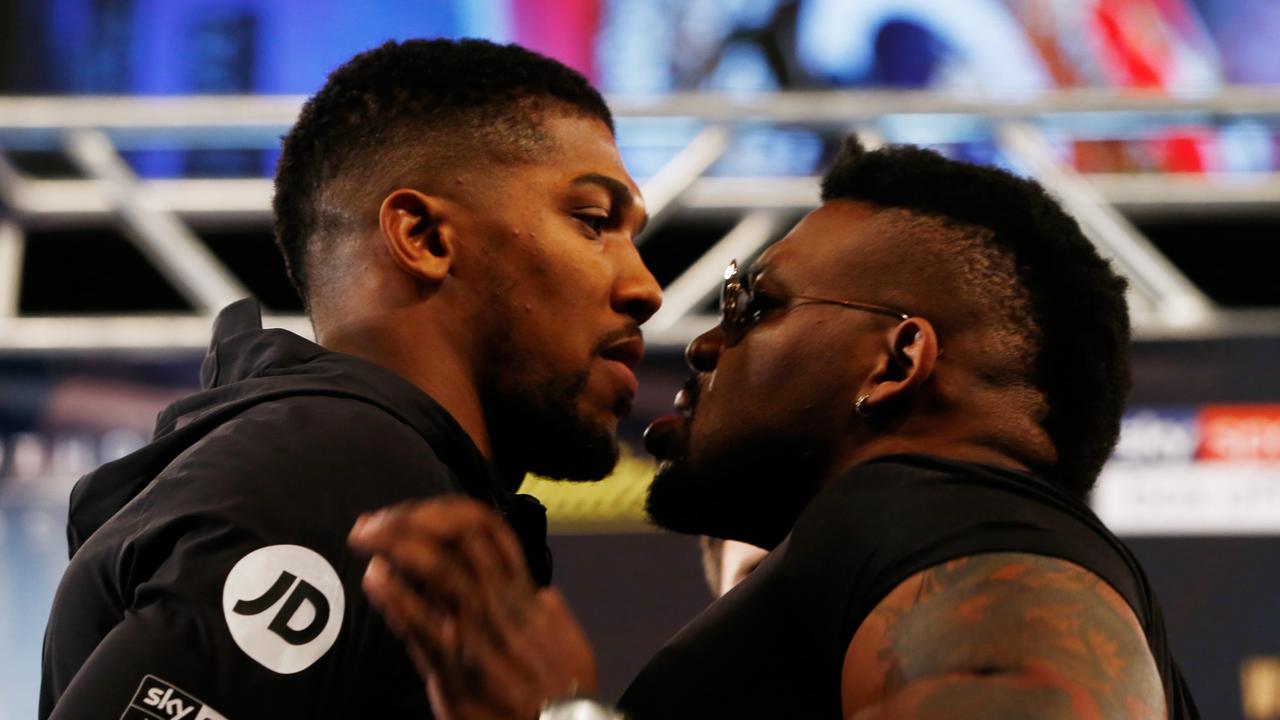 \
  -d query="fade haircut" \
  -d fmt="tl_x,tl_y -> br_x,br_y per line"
820,137 -> 1131,496
273,38 -> 614,309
